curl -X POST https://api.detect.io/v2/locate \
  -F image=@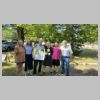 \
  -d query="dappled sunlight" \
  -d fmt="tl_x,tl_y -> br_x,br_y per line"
79,49 -> 98,58
74,57 -> 97,63
2,24 -> 98,76
2,47 -> 98,76
70,66 -> 98,76
2,62 -> 16,69
74,64 -> 98,71
2,63 -> 98,76
2,67 -> 16,76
